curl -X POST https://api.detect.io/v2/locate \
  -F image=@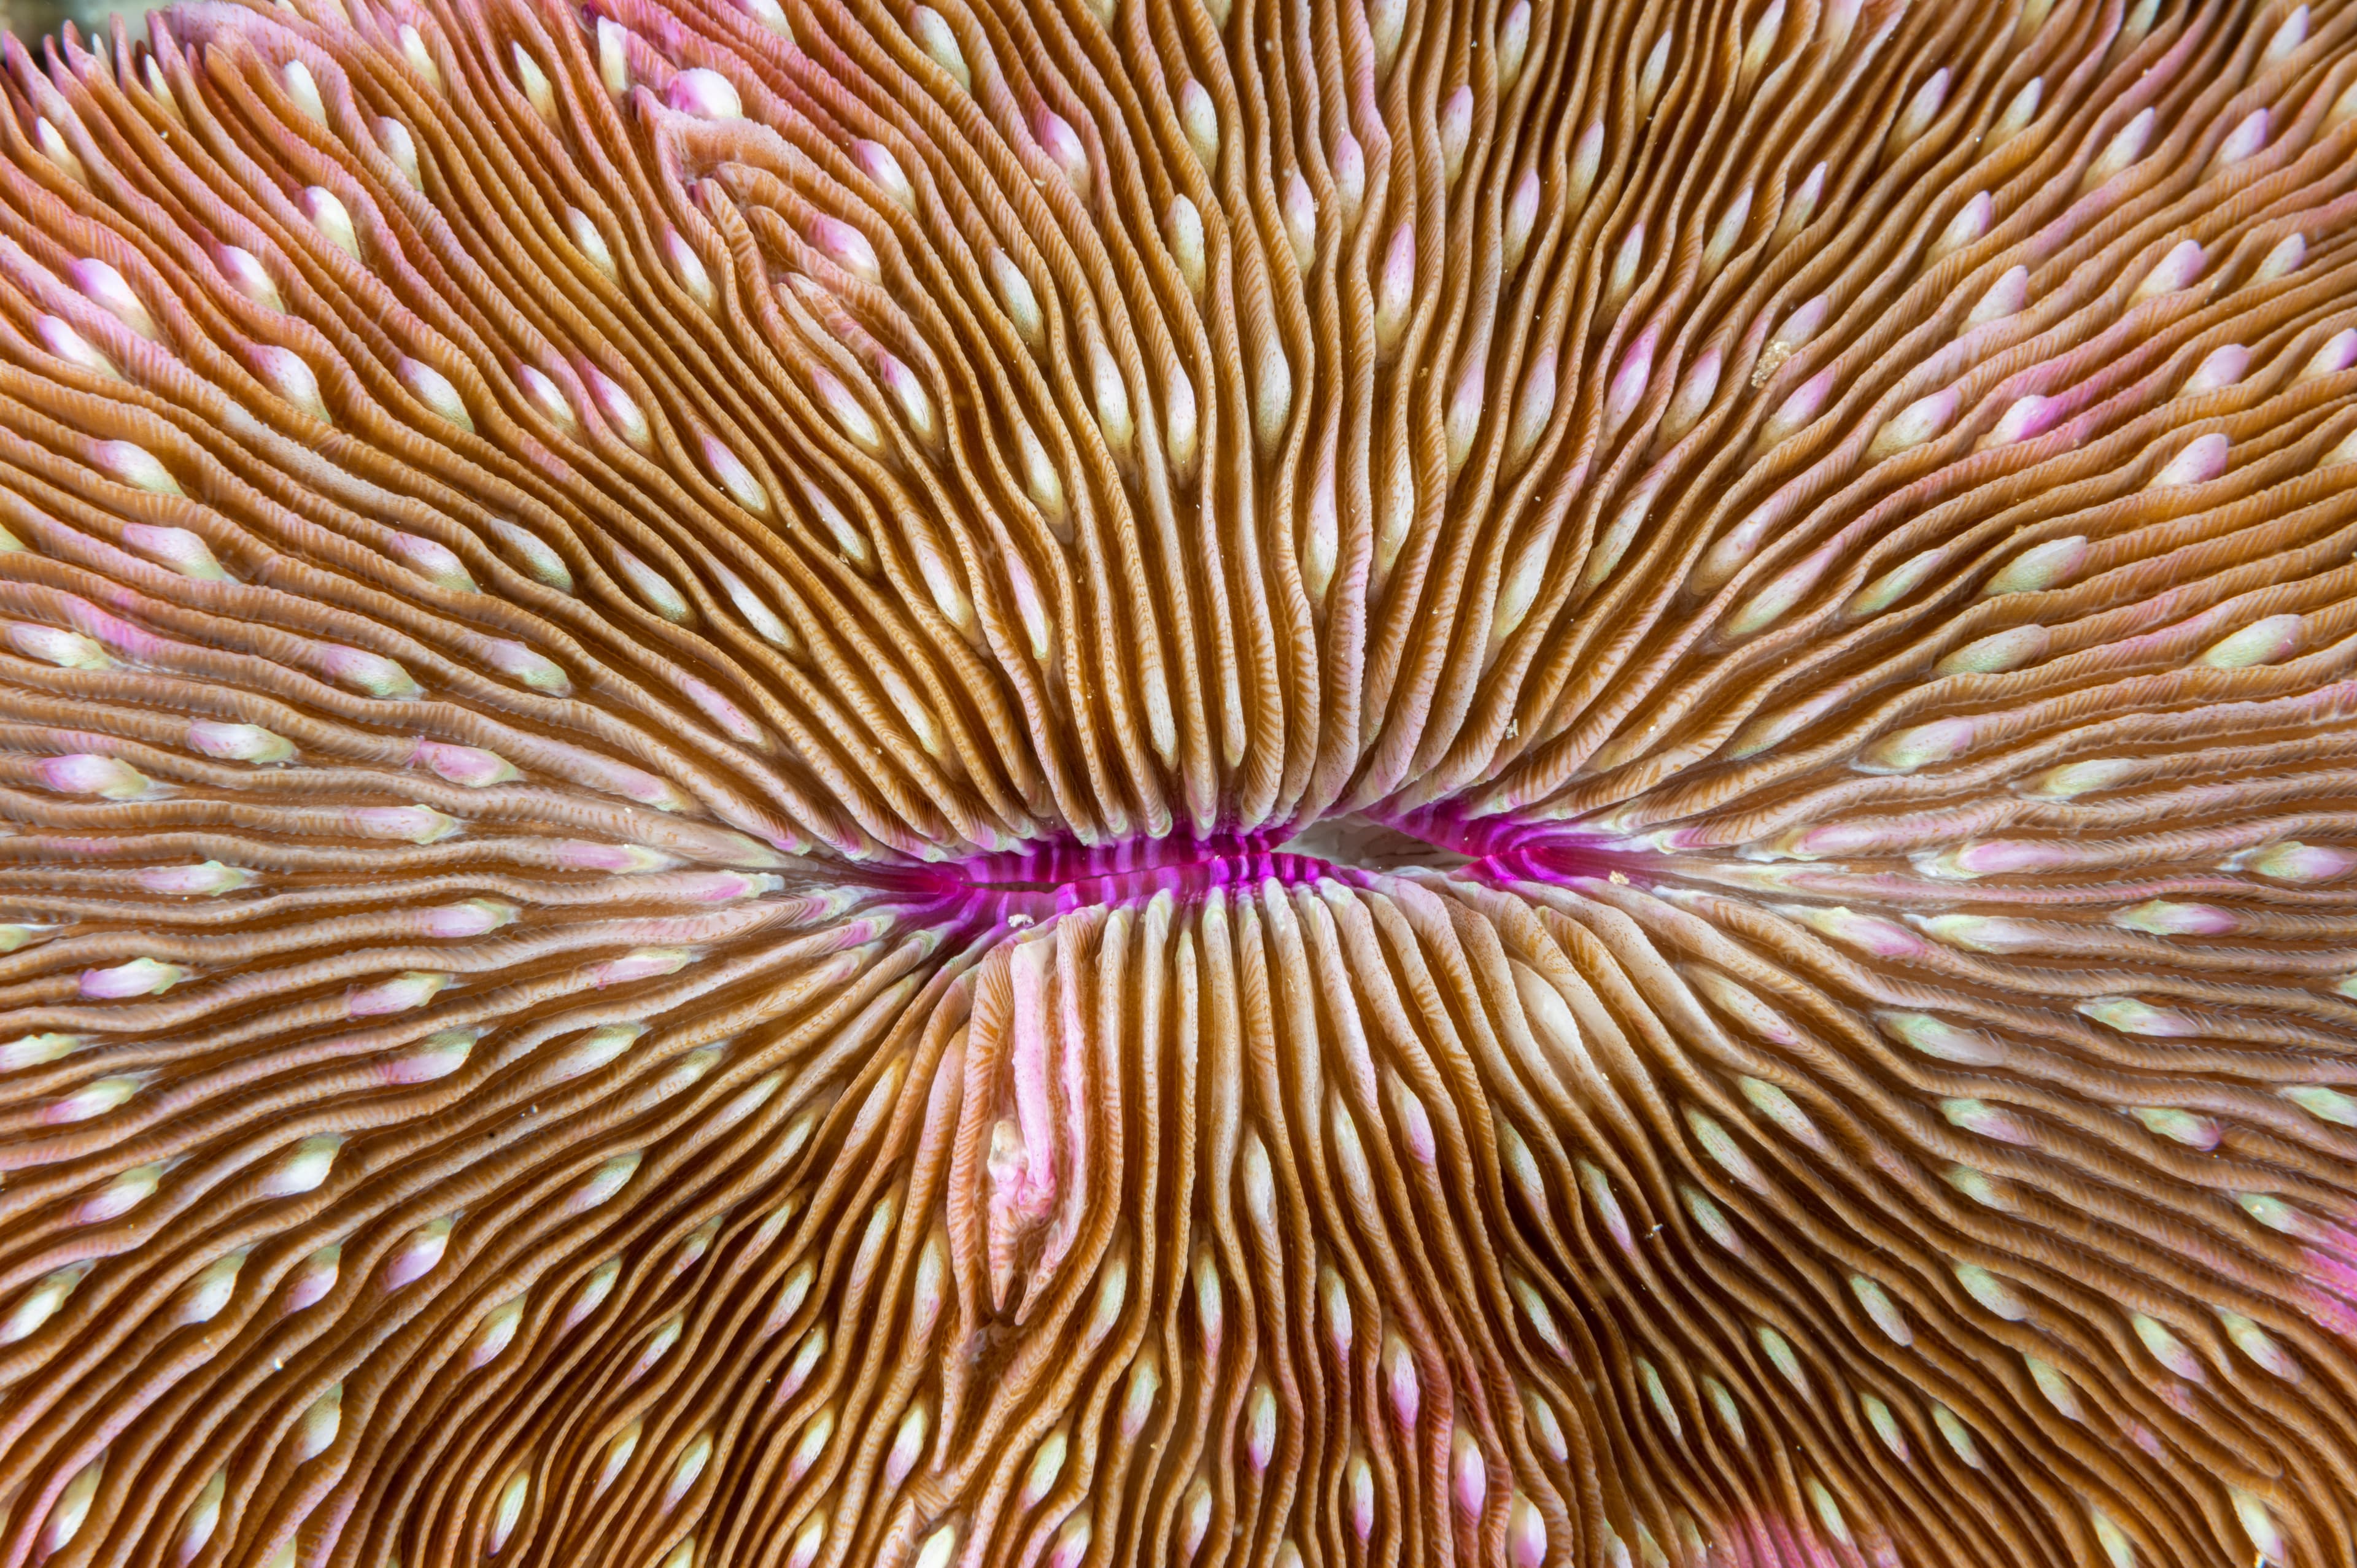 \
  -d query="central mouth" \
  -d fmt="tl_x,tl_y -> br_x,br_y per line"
877,813 -> 1619,921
